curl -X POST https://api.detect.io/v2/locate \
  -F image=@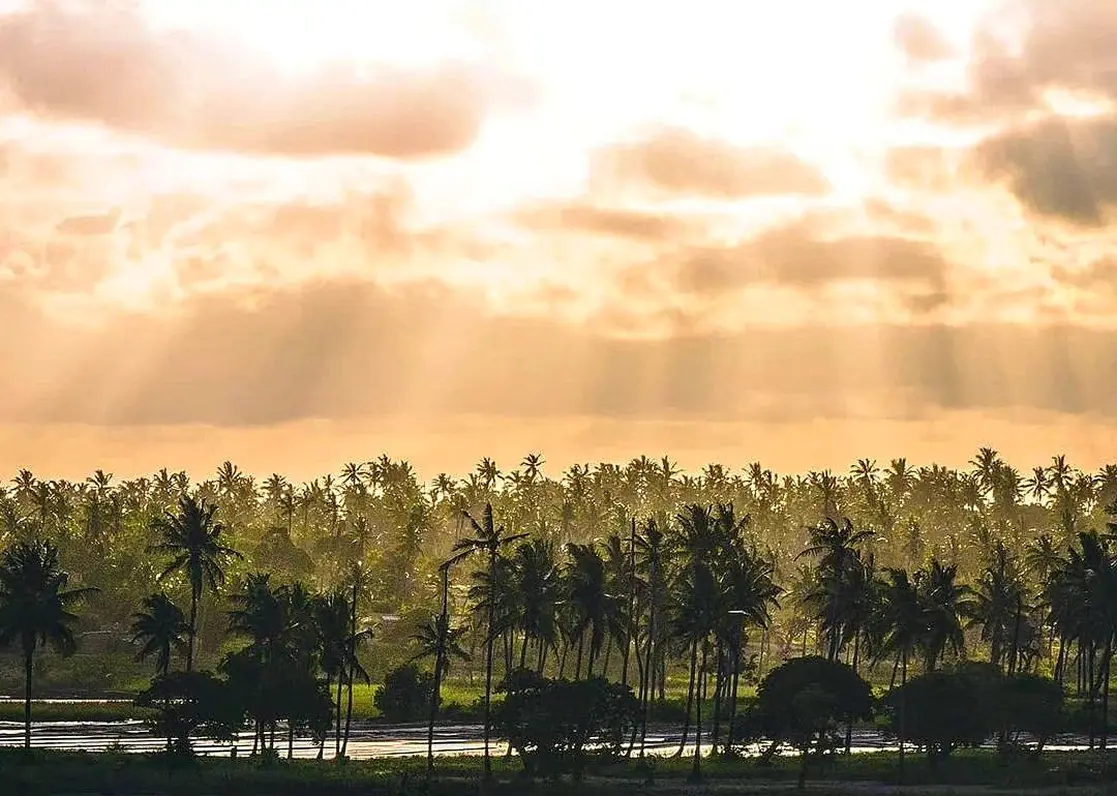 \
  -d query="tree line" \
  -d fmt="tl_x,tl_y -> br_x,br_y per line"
1,449 -> 1116,775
